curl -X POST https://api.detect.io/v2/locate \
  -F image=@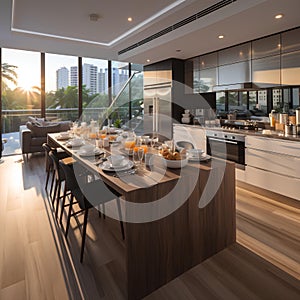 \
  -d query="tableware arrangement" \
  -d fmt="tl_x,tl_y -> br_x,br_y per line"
98,157 -> 134,171
110,155 -> 124,167
66,138 -> 84,147
188,154 -> 211,162
187,149 -> 204,158
78,145 -> 103,156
